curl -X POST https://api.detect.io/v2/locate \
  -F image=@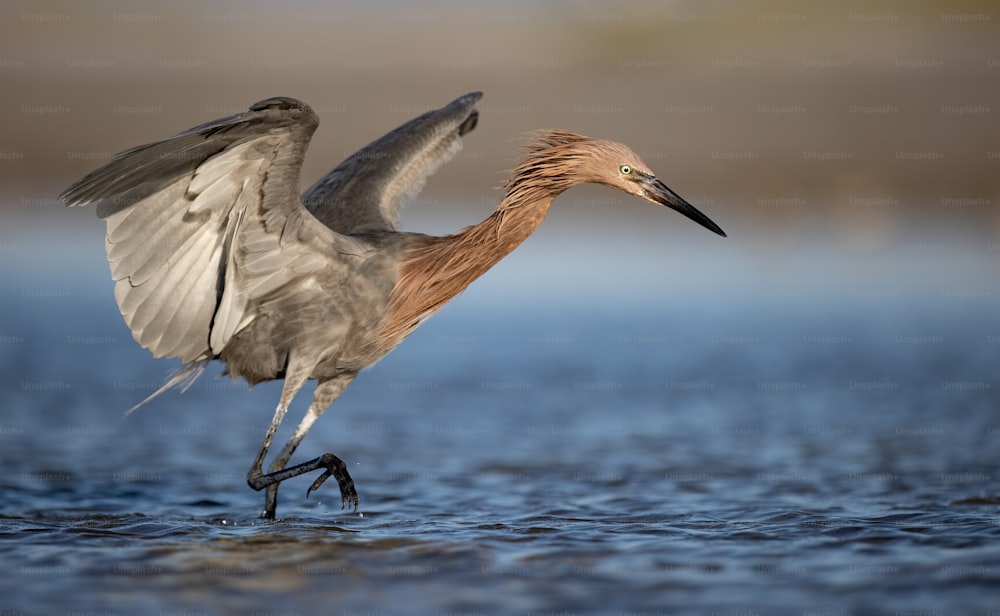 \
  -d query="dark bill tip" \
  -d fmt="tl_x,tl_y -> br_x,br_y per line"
645,178 -> 726,237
